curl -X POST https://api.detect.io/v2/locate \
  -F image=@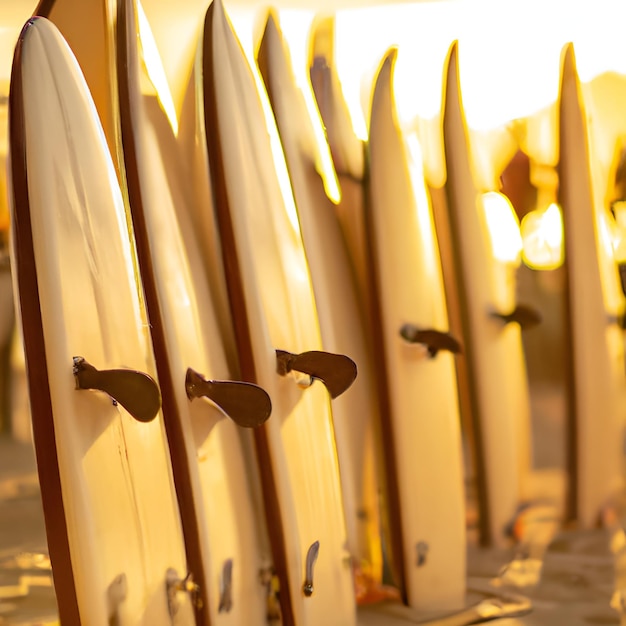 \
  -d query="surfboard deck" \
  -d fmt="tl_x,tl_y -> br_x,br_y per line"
557,44 -> 625,527
367,49 -> 466,610
438,43 -> 534,547
256,12 -> 383,587
201,2 -> 356,624
8,16 -> 194,625
116,0 -> 271,623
